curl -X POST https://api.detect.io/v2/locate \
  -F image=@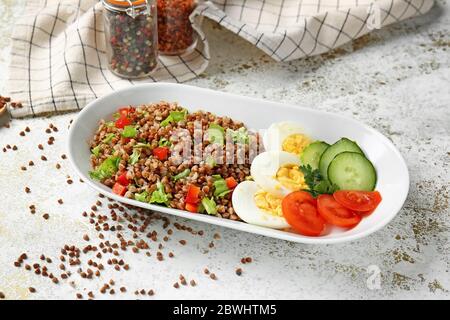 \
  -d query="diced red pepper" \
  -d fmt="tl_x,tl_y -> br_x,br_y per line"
152,146 -> 169,161
115,116 -> 132,129
185,202 -> 198,213
116,173 -> 129,186
225,177 -> 238,189
112,182 -> 127,196
118,107 -> 135,118
185,184 -> 200,205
